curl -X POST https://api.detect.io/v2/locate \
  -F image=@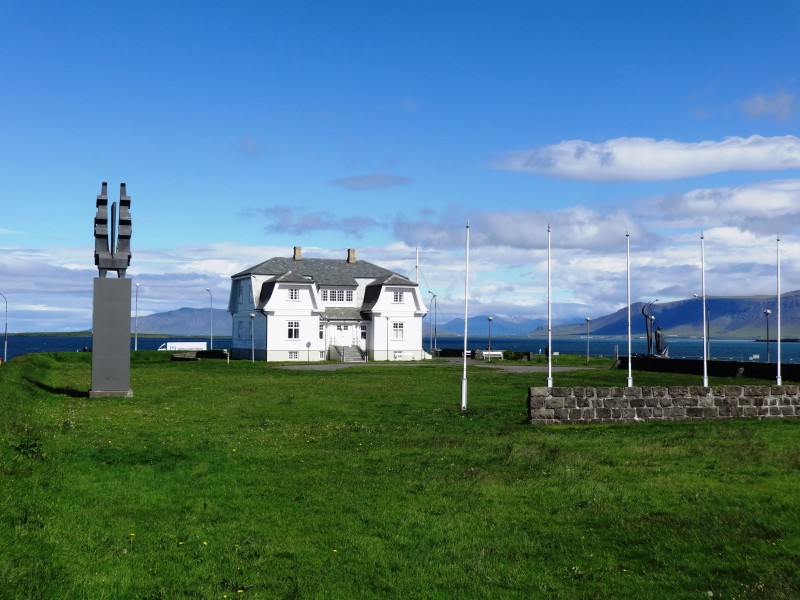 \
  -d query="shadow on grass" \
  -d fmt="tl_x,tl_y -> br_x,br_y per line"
23,376 -> 88,398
